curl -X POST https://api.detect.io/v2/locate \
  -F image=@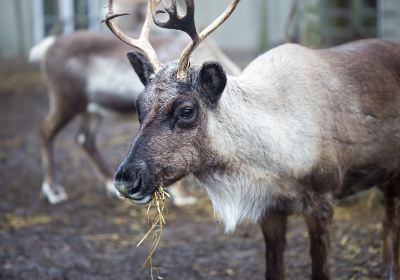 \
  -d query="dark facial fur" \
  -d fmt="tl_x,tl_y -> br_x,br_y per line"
114,56 -> 227,200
